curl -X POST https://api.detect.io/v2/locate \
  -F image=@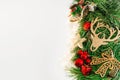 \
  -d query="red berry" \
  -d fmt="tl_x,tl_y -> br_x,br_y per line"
80,51 -> 89,60
86,67 -> 92,73
81,65 -> 86,70
86,58 -> 91,64
78,50 -> 83,56
80,54 -> 88,60
83,22 -> 91,31
81,65 -> 87,76
83,51 -> 89,56
81,65 -> 92,76
74,59 -> 84,67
